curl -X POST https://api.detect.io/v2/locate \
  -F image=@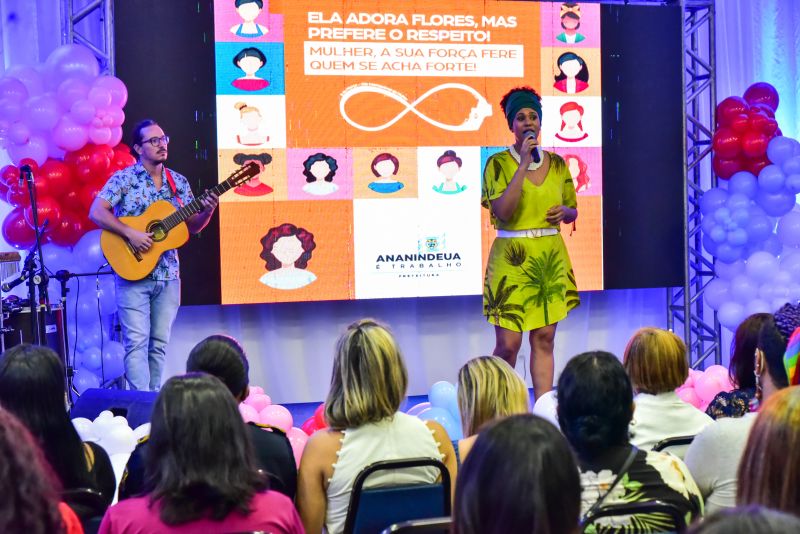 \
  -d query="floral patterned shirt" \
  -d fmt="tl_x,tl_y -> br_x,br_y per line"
579,446 -> 703,533
98,162 -> 194,281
